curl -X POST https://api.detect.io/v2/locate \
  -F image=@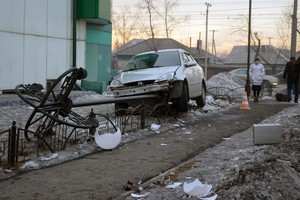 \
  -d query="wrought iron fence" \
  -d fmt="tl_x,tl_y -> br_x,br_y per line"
0,103 -> 165,169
